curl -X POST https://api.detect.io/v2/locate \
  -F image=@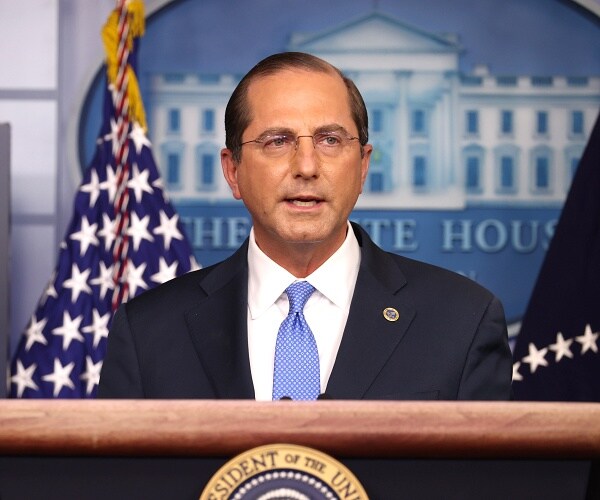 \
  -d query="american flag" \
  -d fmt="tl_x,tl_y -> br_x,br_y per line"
512,112 -> 600,401
8,0 -> 196,398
